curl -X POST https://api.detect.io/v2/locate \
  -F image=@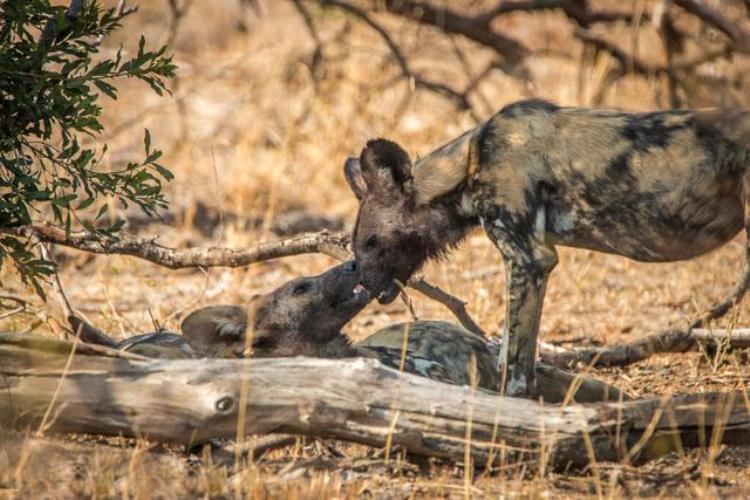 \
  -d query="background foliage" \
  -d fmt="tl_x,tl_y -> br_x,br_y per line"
0,0 -> 175,293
